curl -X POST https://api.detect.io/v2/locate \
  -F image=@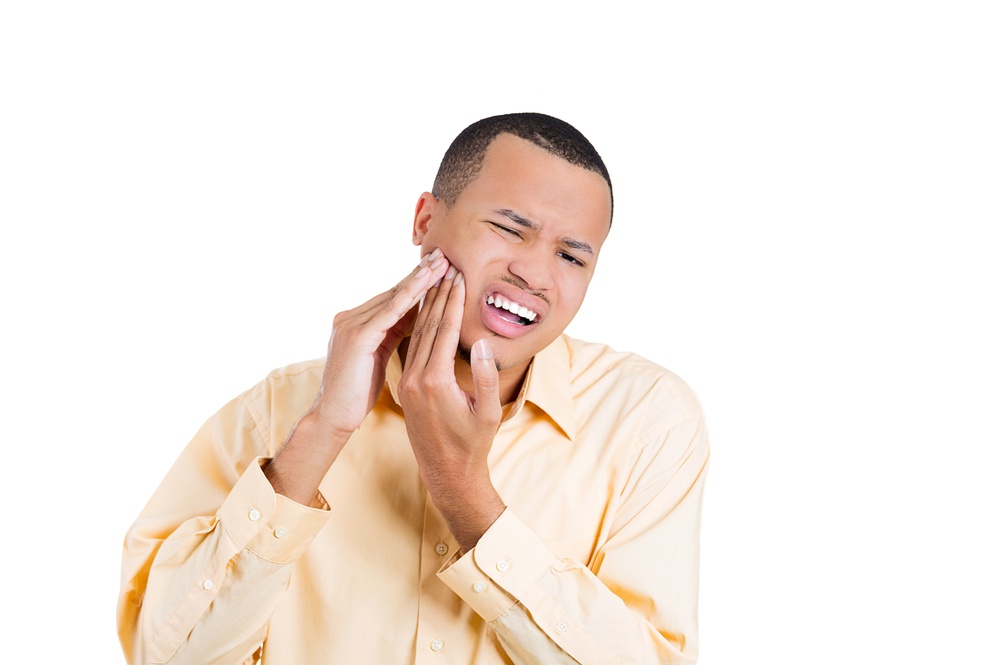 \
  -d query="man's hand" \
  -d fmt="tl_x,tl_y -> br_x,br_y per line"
265,248 -> 449,504
310,248 -> 450,439
398,266 -> 506,551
